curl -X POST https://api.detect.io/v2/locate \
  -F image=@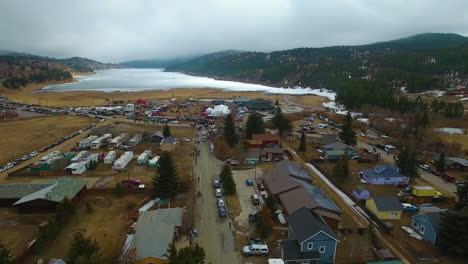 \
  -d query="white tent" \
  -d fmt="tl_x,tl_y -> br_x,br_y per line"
209,104 -> 230,117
